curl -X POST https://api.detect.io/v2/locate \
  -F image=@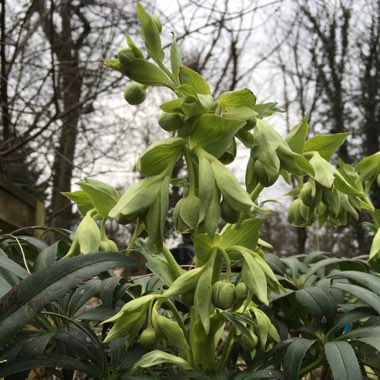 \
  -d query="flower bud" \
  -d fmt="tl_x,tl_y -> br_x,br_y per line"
235,282 -> 248,300
288,198 -> 310,226
99,238 -> 118,252
124,83 -> 146,105
140,327 -> 158,350
158,112 -> 185,131
212,280 -> 236,309
221,198 -> 240,224
118,49 -> 136,67
322,188 -> 340,217
174,195 -> 200,233
254,159 -> 279,187
240,331 -> 258,352
241,118 -> 256,132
